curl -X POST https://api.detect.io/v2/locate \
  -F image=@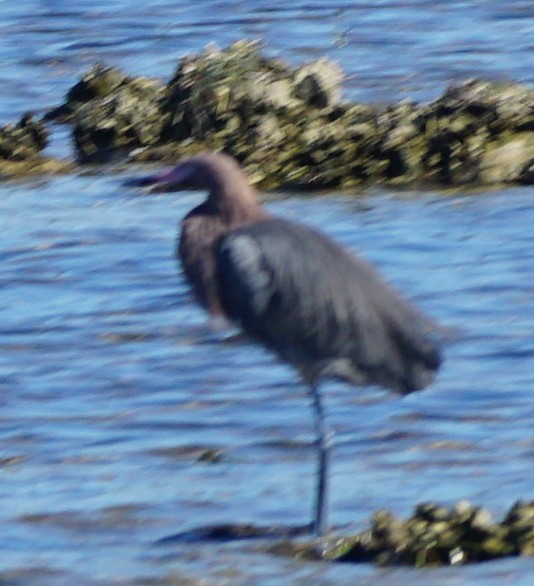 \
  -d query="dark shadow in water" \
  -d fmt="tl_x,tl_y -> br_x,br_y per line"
156,522 -> 313,544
